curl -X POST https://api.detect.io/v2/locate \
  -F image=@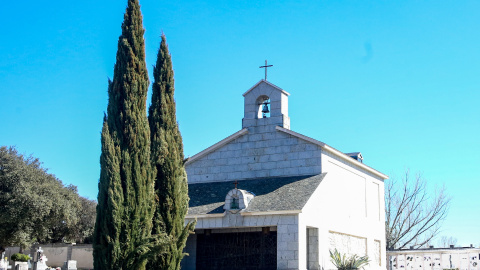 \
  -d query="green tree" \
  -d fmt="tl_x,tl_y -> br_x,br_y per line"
0,146 -> 81,252
70,197 -> 97,244
47,184 -> 83,243
93,0 -> 167,269
148,34 -> 195,270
